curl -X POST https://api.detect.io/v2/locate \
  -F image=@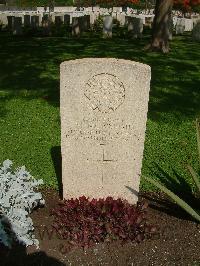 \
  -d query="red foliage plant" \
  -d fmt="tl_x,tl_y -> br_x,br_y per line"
51,196 -> 156,250
75,0 -> 139,7
173,0 -> 200,12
